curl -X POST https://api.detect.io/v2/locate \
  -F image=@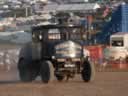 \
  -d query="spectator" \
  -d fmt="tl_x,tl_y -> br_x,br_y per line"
83,48 -> 90,61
